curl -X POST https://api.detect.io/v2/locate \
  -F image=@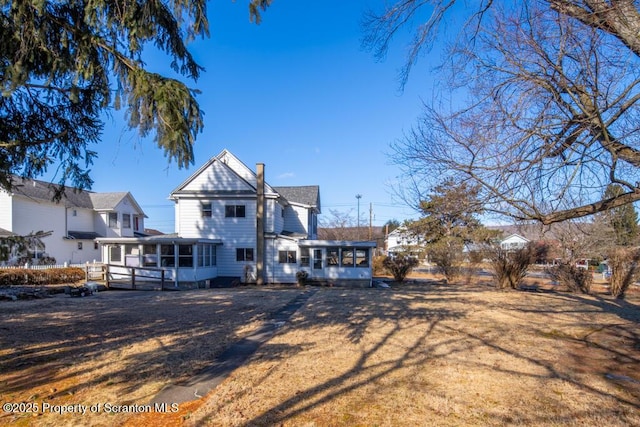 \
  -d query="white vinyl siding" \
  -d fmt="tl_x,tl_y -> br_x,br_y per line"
271,199 -> 285,234
67,207 -> 94,232
283,204 -> 309,236
0,191 -> 12,230
176,198 -> 256,240
264,239 -> 301,284
180,160 -> 255,193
